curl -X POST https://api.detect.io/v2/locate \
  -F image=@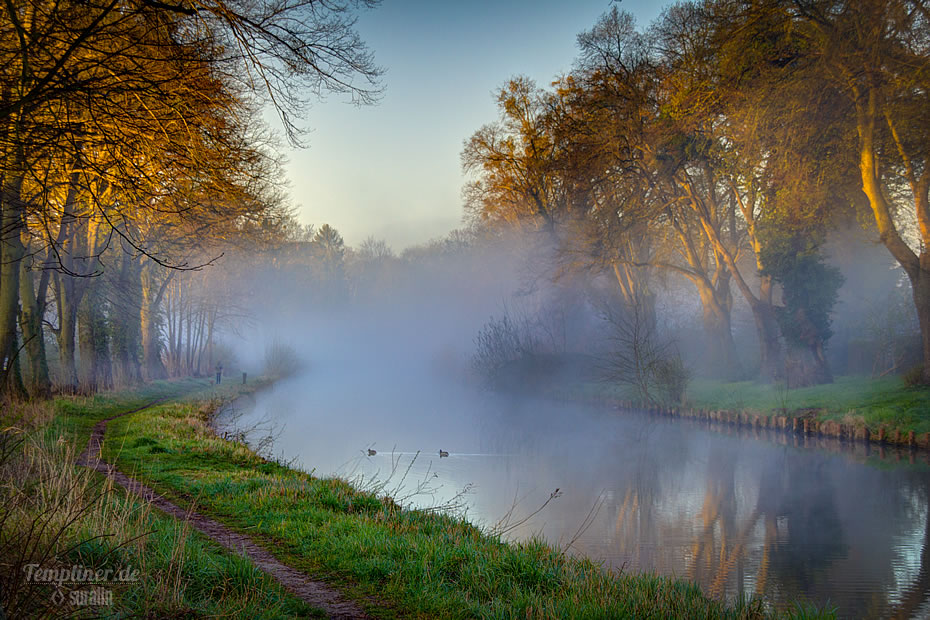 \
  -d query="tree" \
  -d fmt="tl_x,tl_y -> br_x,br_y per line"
563,6 -> 743,378
313,224 -> 346,264
760,233 -> 844,386
462,77 -> 567,234
1,0 -> 382,395
726,0 -> 930,381
357,236 -> 394,261
309,223 -> 347,303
